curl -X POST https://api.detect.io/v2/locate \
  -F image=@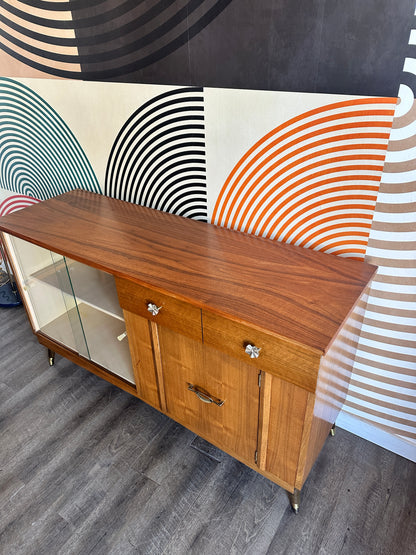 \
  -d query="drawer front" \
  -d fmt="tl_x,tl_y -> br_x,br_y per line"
202,311 -> 320,393
116,277 -> 202,341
